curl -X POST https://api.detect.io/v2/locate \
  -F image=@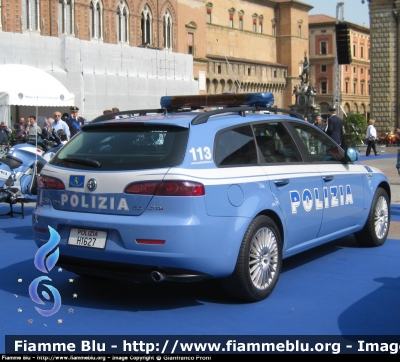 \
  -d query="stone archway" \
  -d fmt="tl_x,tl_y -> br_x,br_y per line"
360,104 -> 366,118
220,79 -> 226,93
227,79 -> 233,92
212,79 -> 218,94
